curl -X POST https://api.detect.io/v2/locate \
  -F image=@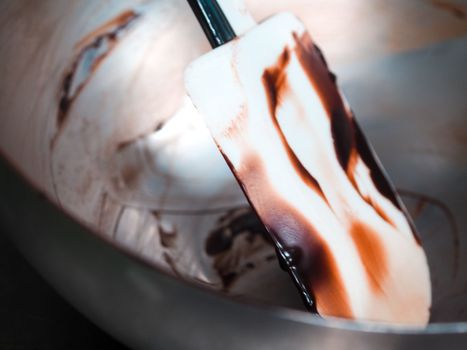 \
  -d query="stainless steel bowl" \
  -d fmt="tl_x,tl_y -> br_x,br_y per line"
1,1 -> 466,349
